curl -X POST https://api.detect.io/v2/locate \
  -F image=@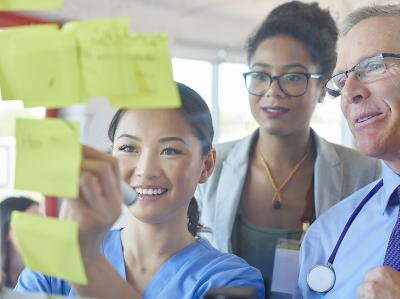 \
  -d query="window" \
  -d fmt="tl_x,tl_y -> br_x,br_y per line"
218,62 -> 257,142
0,99 -> 45,200
311,96 -> 344,145
172,58 -> 213,108
0,99 -> 46,136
